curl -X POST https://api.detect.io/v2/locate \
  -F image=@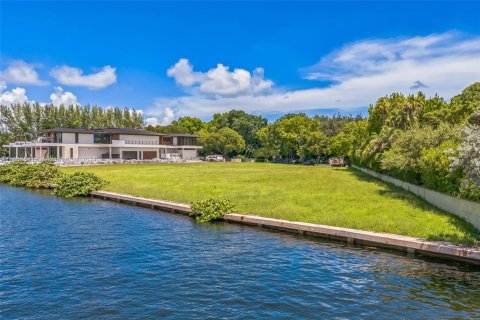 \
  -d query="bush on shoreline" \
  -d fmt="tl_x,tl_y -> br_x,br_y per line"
190,198 -> 235,223
0,161 -> 107,197
53,172 -> 109,198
